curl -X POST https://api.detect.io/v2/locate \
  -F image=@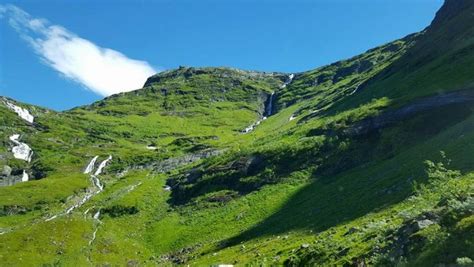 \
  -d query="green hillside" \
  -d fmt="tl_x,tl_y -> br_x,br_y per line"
1,0 -> 473,266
